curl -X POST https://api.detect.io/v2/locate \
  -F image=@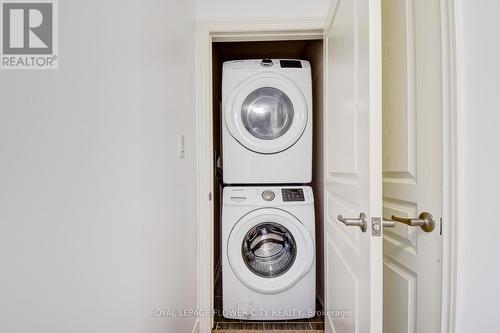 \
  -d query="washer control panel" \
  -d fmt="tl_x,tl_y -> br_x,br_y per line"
281,188 -> 305,202
280,60 -> 302,68
223,186 -> 312,205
